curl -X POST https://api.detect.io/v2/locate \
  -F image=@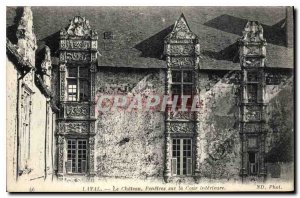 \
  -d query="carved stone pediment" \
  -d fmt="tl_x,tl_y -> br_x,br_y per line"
60,16 -> 98,39
67,16 -> 91,36
240,21 -> 266,44
165,14 -> 198,41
